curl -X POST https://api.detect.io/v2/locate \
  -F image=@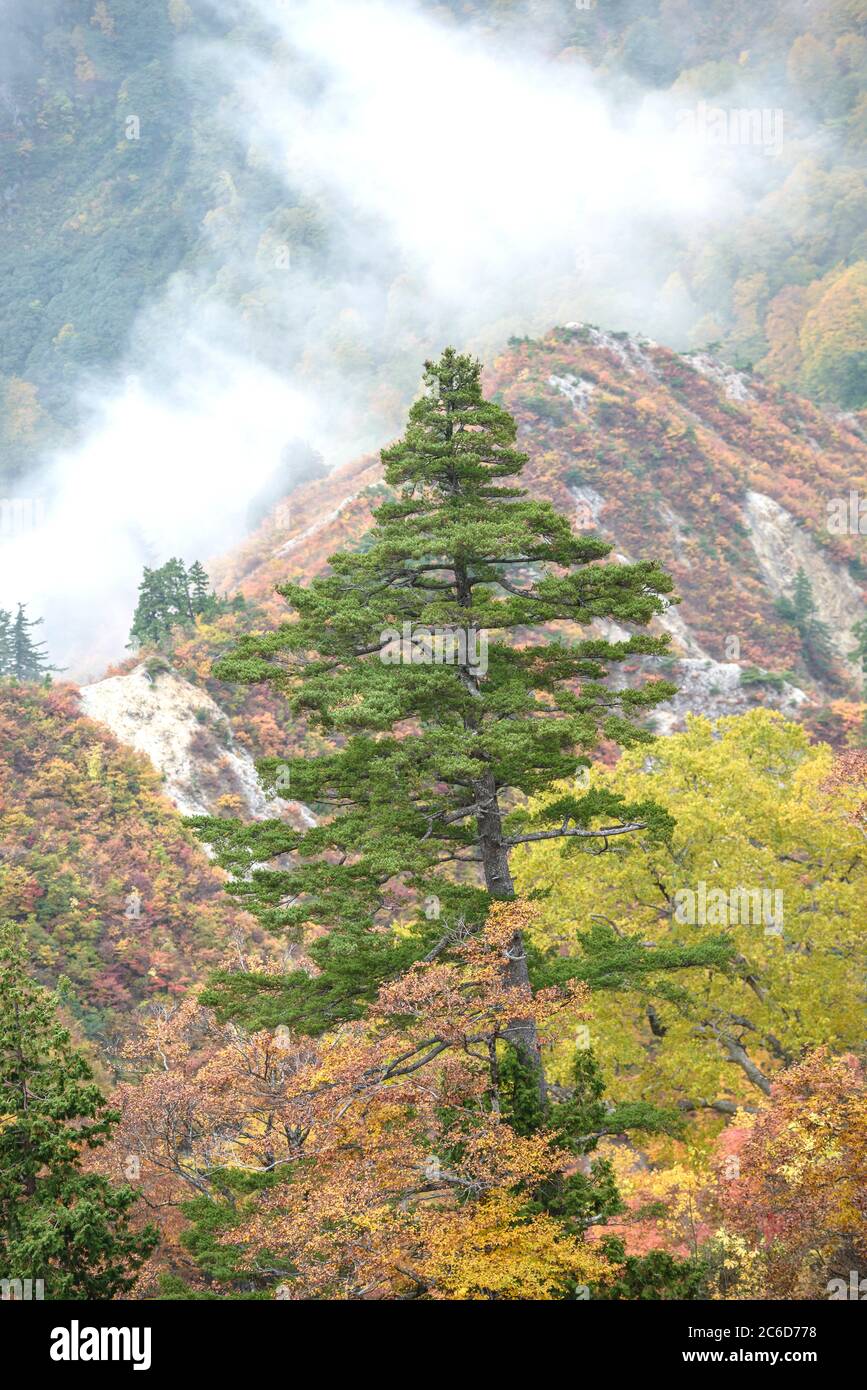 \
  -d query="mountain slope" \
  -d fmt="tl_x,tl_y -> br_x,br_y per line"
211,325 -> 866,741
0,680 -> 266,1039
7,324 -> 861,1042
